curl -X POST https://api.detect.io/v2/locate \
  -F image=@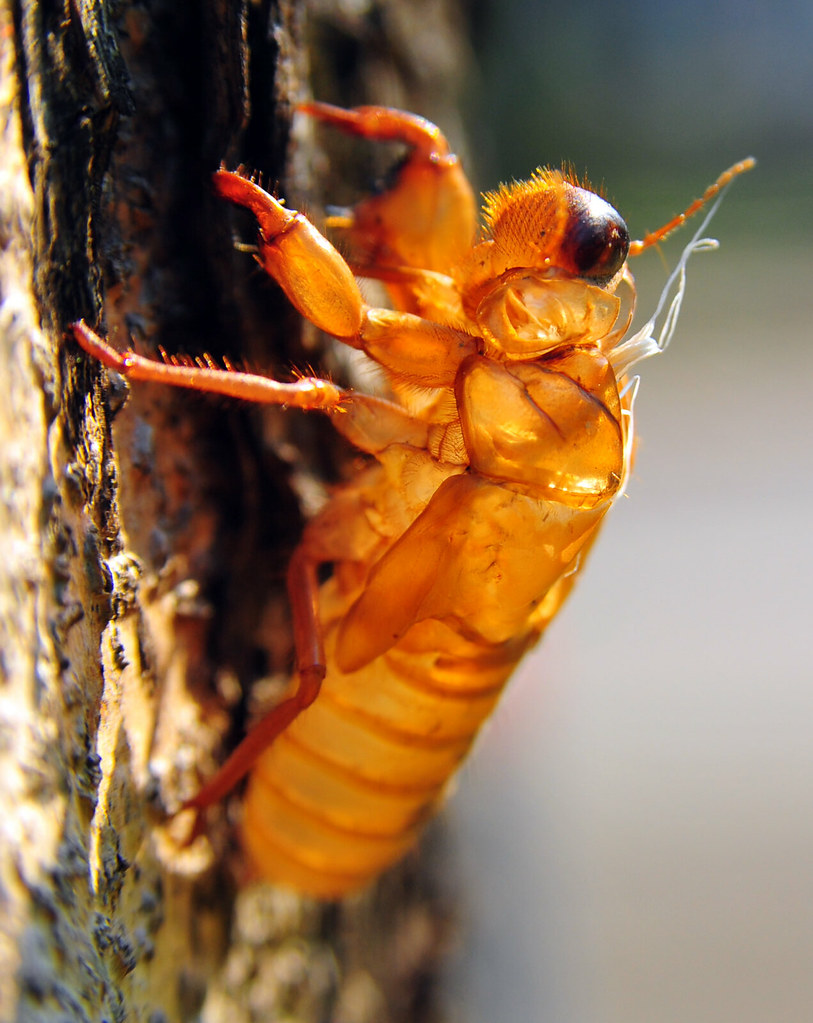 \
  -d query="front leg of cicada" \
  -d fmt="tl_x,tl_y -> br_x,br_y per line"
301,102 -> 478,279
214,170 -> 366,343
215,169 -> 482,398
74,171 -> 370,404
